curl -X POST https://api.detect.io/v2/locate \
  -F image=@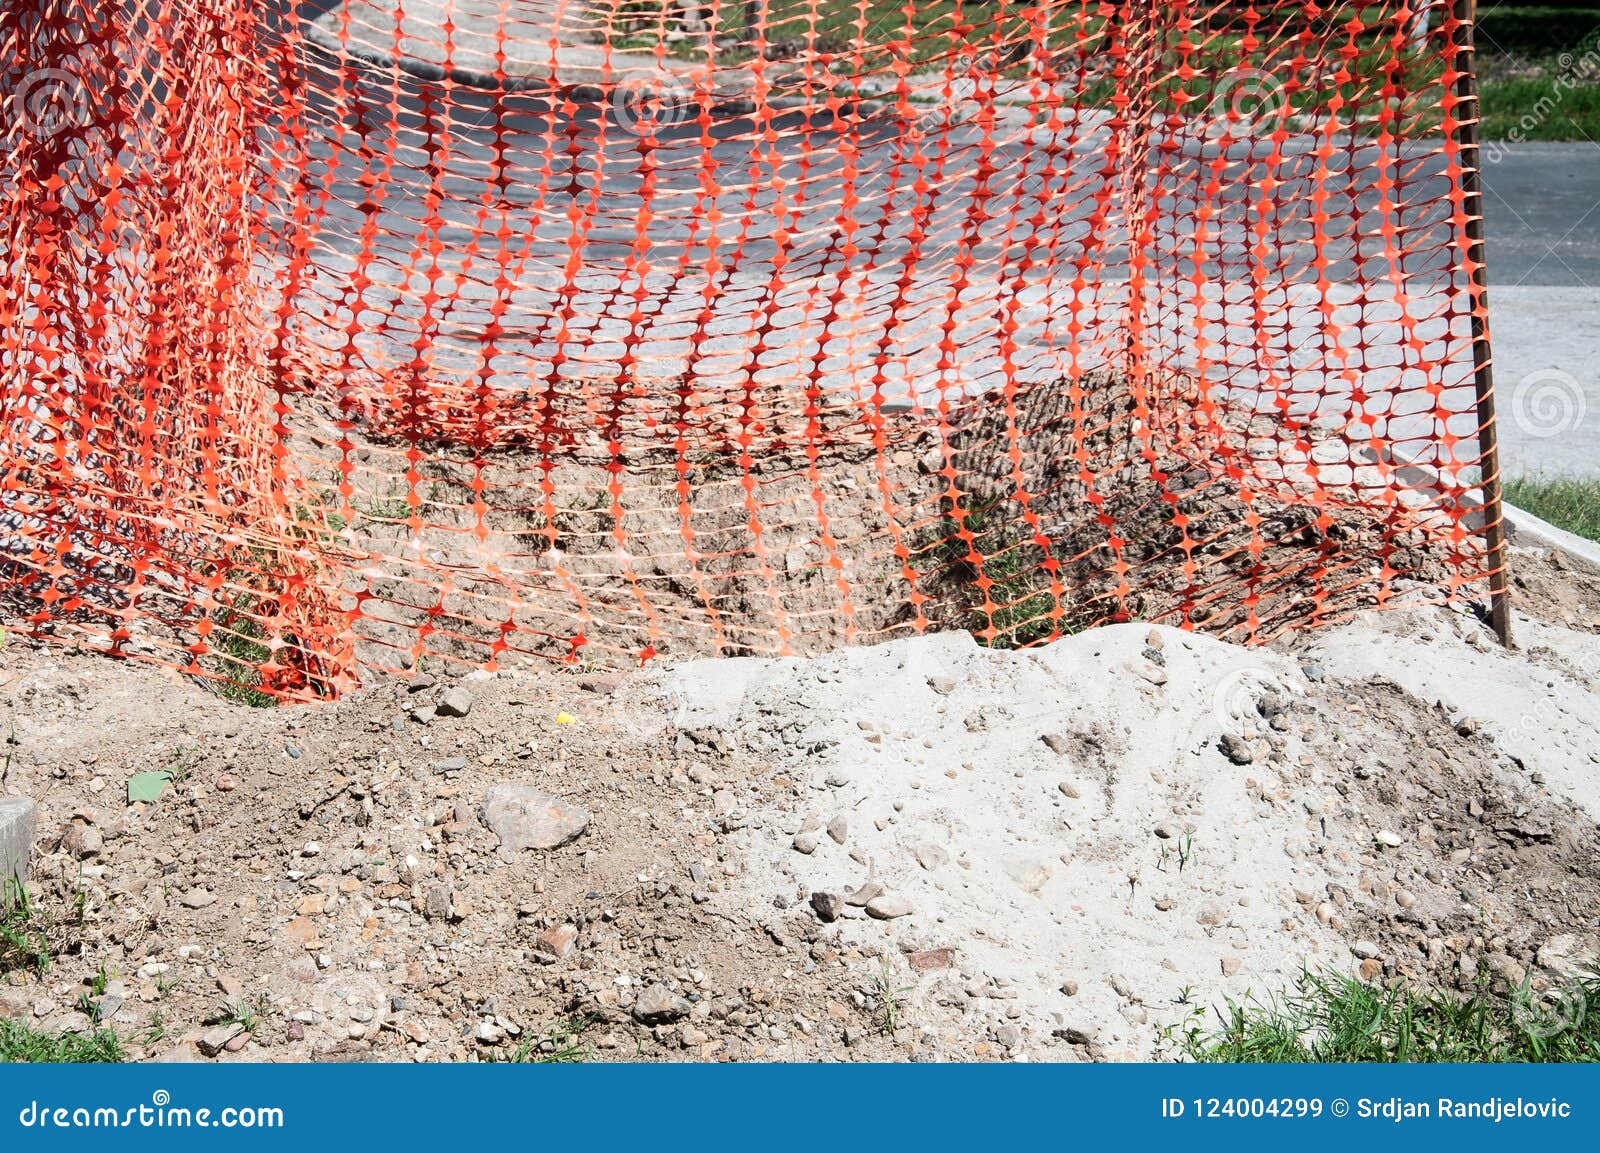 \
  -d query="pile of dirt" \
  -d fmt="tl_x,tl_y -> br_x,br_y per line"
0,550 -> 1594,1062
